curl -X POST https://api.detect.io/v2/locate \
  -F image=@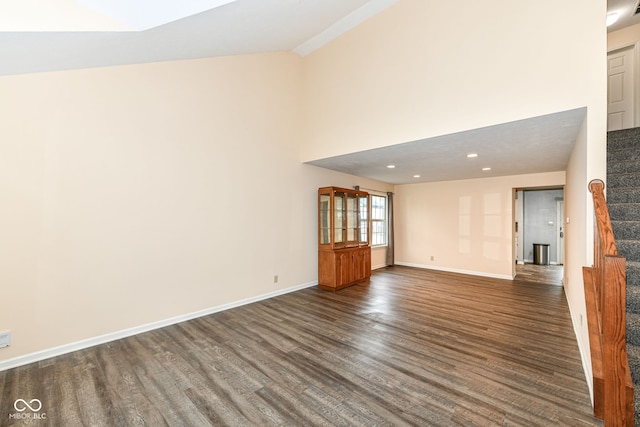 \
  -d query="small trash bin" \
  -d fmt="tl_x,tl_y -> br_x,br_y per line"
533,243 -> 550,265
